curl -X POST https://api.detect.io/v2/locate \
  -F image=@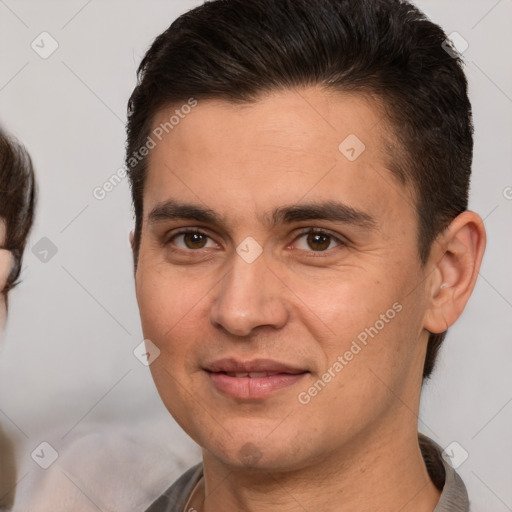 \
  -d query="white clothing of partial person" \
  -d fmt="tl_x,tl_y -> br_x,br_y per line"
11,421 -> 201,512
